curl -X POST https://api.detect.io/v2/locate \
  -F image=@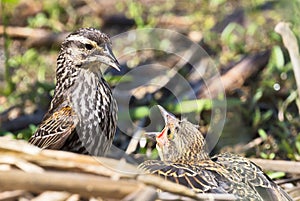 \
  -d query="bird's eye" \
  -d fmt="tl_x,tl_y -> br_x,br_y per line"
85,44 -> 94,50
166,129 -> 174,139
